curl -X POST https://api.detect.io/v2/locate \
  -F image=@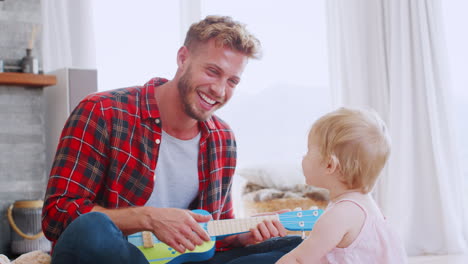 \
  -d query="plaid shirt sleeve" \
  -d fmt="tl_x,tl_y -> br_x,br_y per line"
42,98 -> 110,242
